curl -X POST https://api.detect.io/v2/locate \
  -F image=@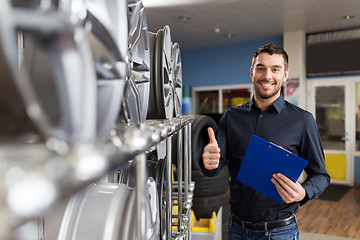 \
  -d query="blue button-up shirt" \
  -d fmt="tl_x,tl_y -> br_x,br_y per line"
201,95 -> 330,222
